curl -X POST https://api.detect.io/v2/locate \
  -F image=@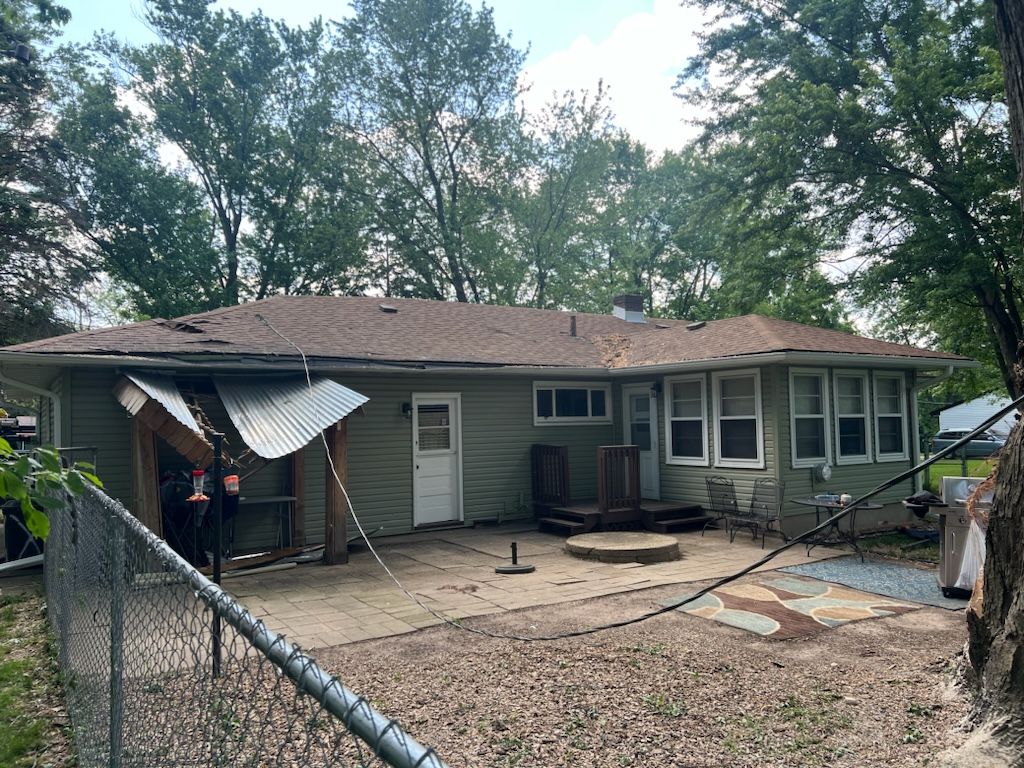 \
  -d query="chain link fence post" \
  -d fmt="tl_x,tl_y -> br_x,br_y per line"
107,509 -> 125,768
